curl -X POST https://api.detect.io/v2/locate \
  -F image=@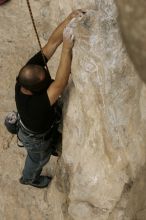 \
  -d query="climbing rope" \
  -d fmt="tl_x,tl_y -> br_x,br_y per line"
26,0 -> 49,73
26,0 -> 61,176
